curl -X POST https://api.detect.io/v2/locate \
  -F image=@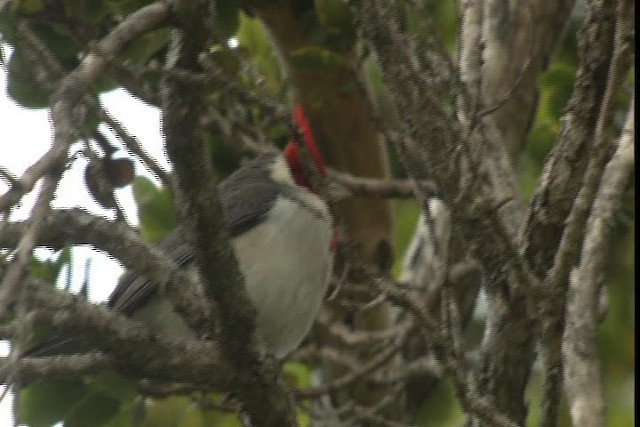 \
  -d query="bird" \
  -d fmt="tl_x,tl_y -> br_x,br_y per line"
28,105 -> 334,359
